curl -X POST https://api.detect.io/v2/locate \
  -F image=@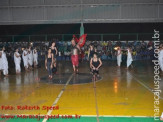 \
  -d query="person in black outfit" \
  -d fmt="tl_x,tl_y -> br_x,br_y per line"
50,42 -> 58,73
90,53 -> 102,81
45,48 -> 54,79
88,44 -> 96,74
52,58 -> 57,74
51,42 -> 58,59
88,44 -> 95,61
